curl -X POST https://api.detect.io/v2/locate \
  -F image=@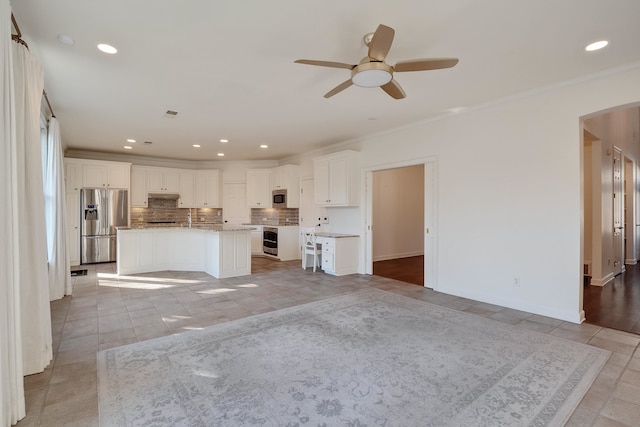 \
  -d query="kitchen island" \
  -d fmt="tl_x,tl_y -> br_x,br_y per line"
117,225 -> 254,278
